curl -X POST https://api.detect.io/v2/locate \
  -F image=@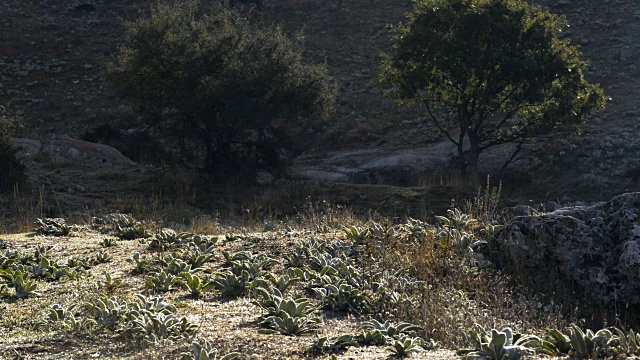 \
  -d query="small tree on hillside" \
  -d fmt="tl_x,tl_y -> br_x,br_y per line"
381,0 -> 606,178
109,1 -> 336,172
